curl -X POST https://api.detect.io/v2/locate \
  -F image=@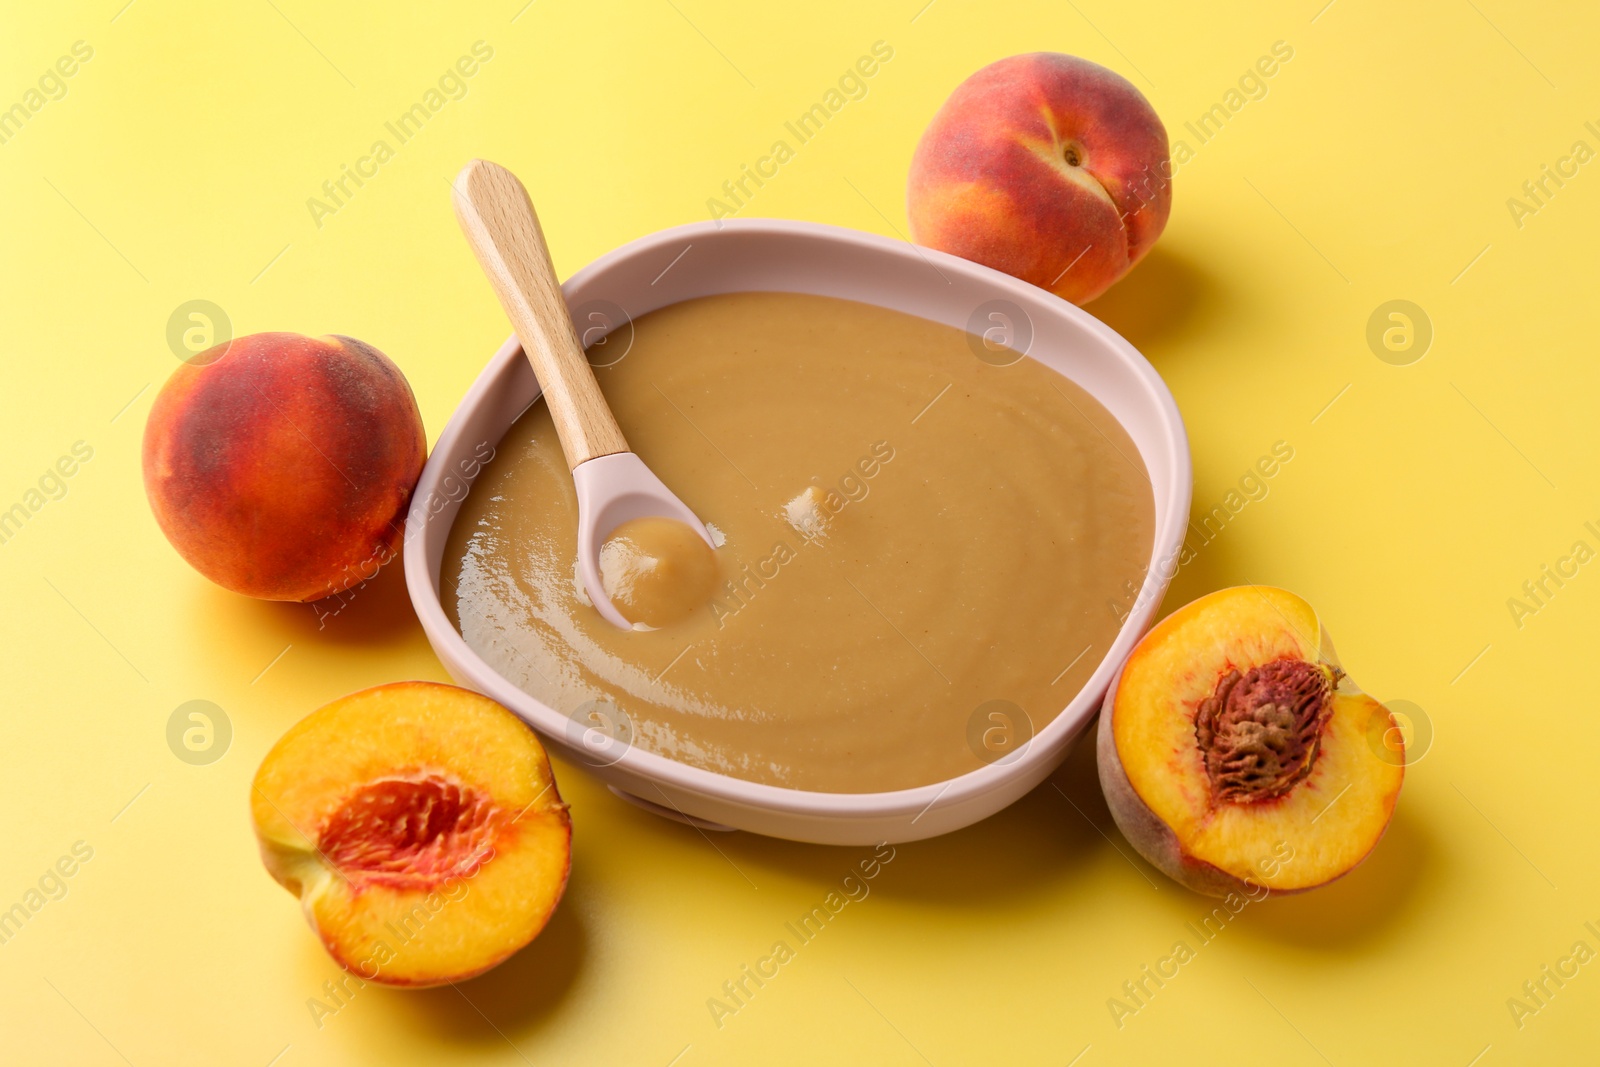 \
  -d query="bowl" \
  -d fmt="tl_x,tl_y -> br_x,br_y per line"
405,218 -> 1191,845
